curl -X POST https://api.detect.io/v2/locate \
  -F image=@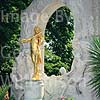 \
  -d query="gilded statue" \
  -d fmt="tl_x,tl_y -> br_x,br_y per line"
20,26 -> 44,80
